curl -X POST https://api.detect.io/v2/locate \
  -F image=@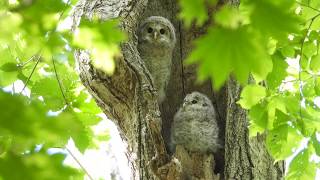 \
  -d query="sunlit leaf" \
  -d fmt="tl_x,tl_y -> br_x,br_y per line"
266,121 -> 303,161
31,77 -> 65,110
249,0 -> 300,41
73,19 -> 126,75
286,149 -> 316,180
178,0 -> 218,26
0,150 -> 81,180
238,85 -> 266,109
266,52 -> 288,90
311,132 -> 320,156
214,6 -> 244,29
310,53 -> 320,71
248,103 -> 268,136
186,27 -> 272,88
